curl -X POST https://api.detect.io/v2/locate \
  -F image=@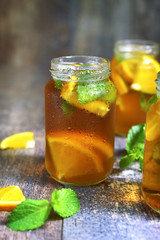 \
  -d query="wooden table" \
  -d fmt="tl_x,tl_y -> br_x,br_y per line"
0,66 -> 160,240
